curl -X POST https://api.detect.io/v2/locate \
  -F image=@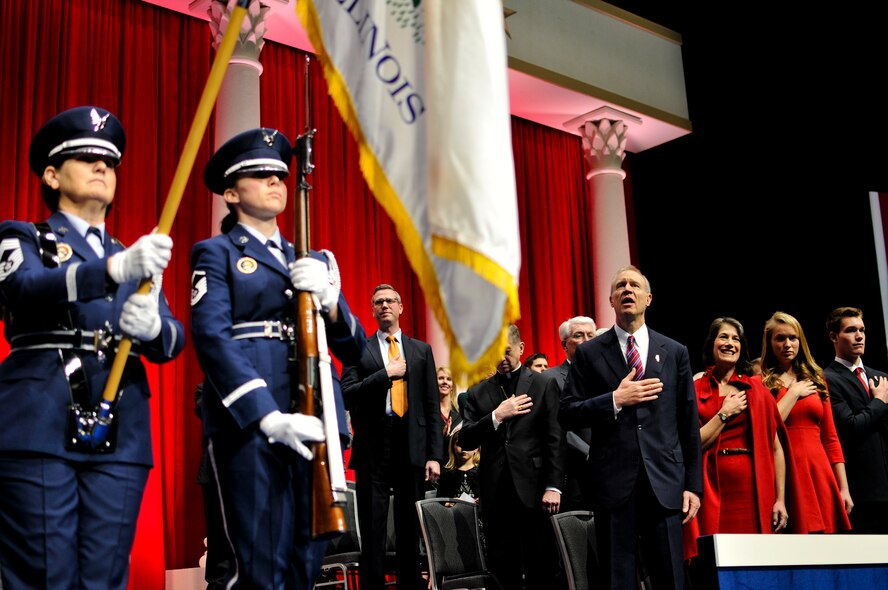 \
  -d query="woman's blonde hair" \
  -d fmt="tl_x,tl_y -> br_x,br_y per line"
760,311 -> 827,399
437,366 -> 460,414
